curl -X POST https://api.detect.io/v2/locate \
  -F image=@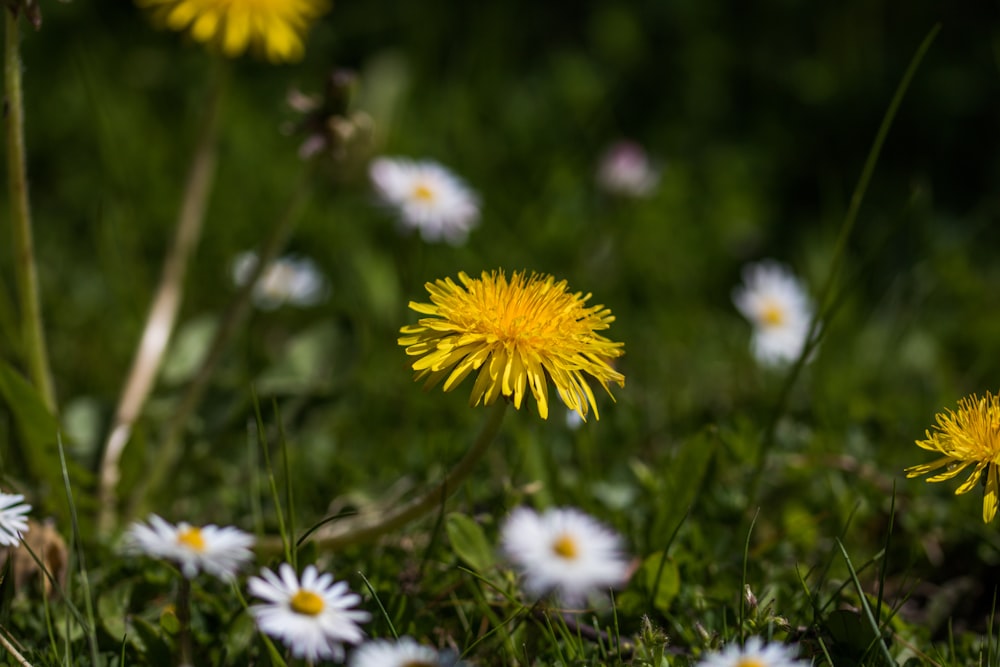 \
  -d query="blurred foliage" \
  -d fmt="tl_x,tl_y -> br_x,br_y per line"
0,0 -> 999,664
